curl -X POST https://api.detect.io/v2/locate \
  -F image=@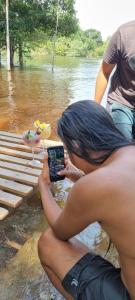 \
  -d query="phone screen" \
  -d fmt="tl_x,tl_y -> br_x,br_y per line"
47,146 -> 65,182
